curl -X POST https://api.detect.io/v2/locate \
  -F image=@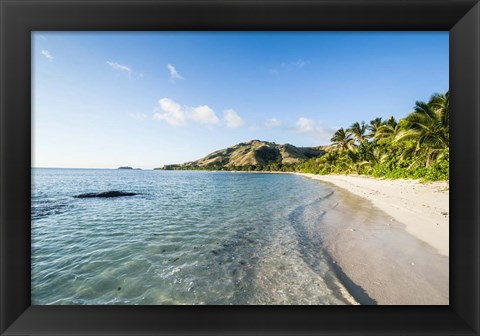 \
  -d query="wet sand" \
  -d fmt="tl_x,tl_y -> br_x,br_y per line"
298,173 -> 449,256
298,173 -> 449,305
